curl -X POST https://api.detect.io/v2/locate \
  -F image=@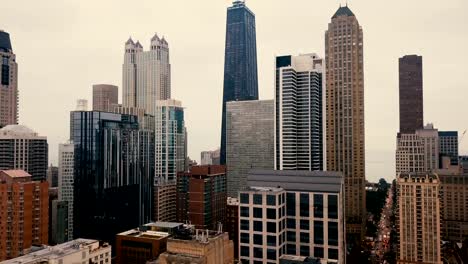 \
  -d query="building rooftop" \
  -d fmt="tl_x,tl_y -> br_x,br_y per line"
248,186 -> 284,193
227,197 -> 239,205
118,228 -> 169,240
2,239 -> 110,263
332,5 -> 355,19
0,30 -> 12,52
1,170 -> 31,178
0,125 -> 44,138
144,221 -> 184,229
247,169 -> 343,193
